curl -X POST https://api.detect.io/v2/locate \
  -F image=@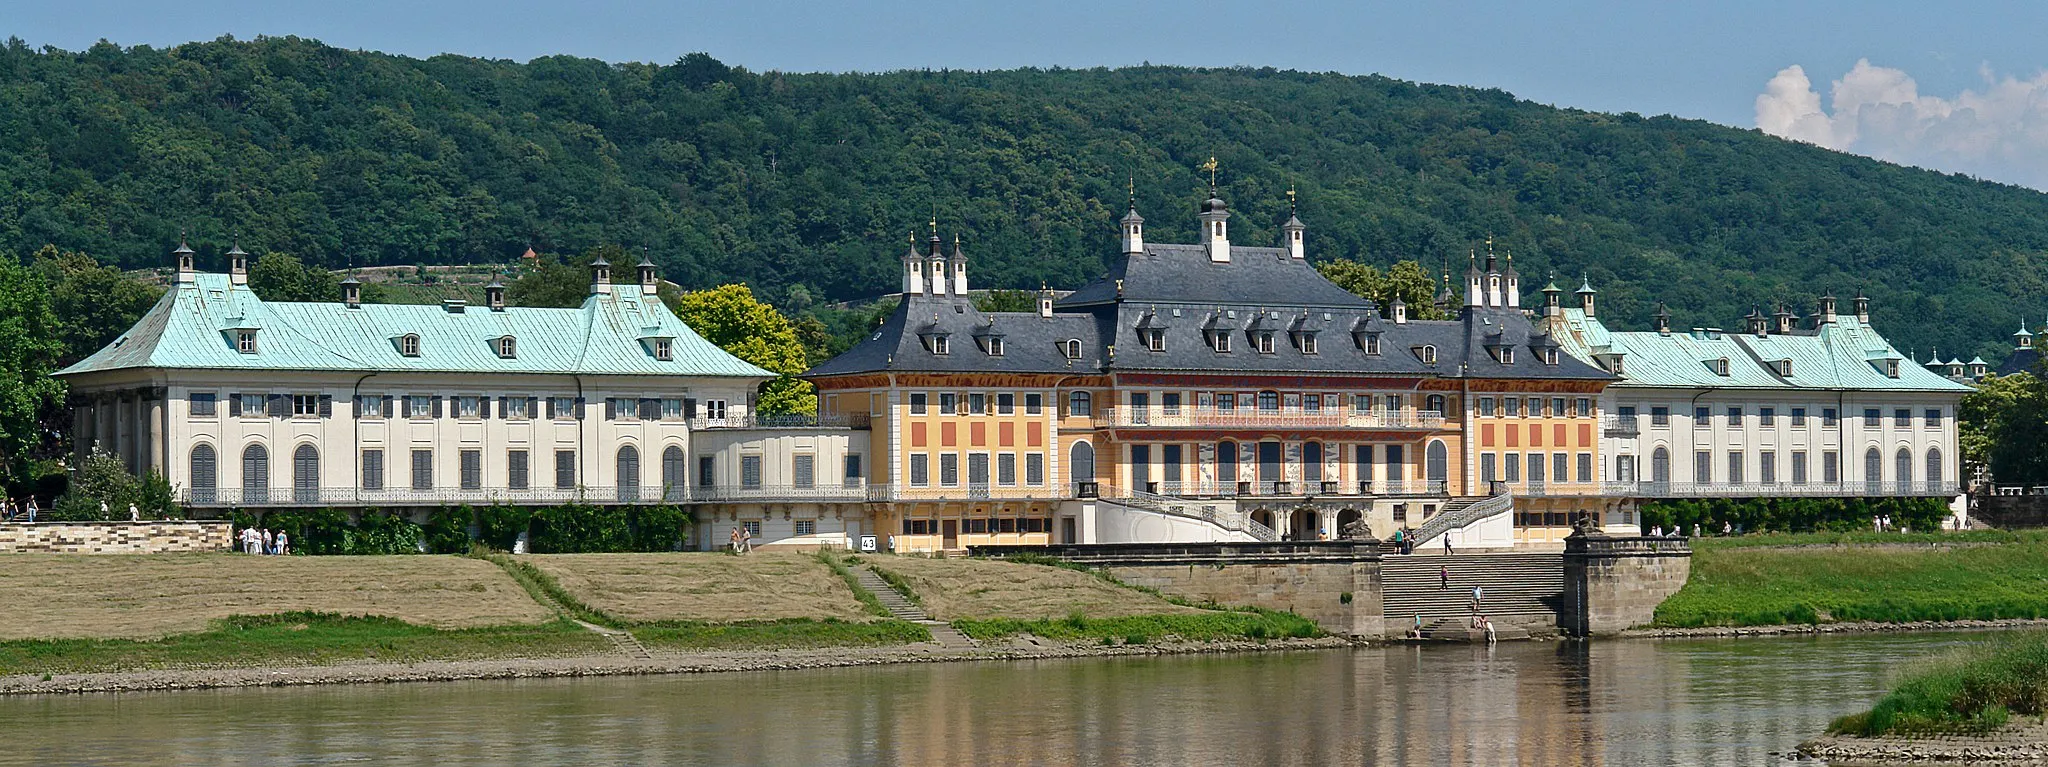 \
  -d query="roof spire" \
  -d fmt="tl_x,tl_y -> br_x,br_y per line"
1199,156 -> 1219,195
1286,184 -> 1297,215
1127,175 -> 1136,211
